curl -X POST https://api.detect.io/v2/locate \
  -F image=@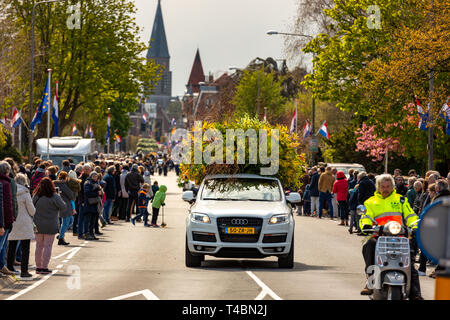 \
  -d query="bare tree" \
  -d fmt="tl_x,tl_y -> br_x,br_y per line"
284,0 -> 335,65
